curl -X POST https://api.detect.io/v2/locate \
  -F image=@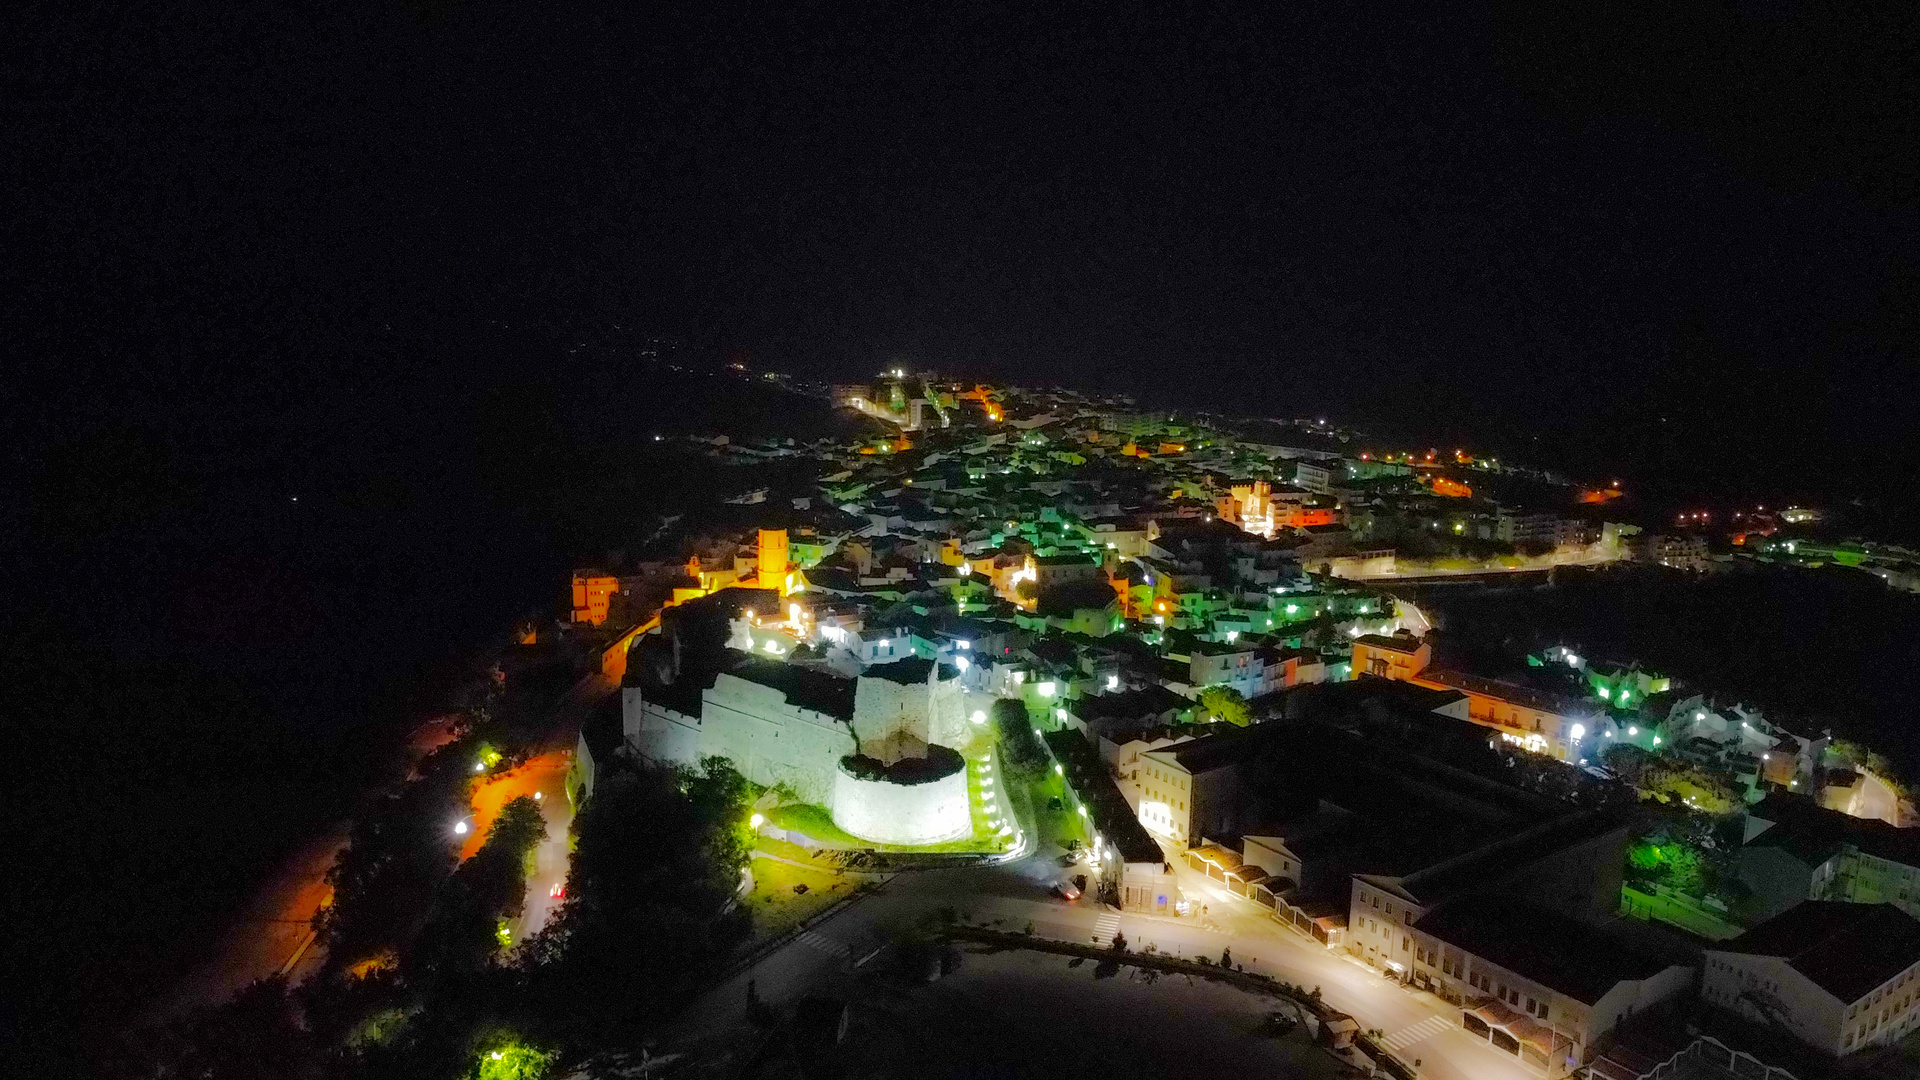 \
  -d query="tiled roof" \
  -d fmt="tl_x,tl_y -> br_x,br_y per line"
1416,902 -> 1675,1005
1712,901 -> 1920,1004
